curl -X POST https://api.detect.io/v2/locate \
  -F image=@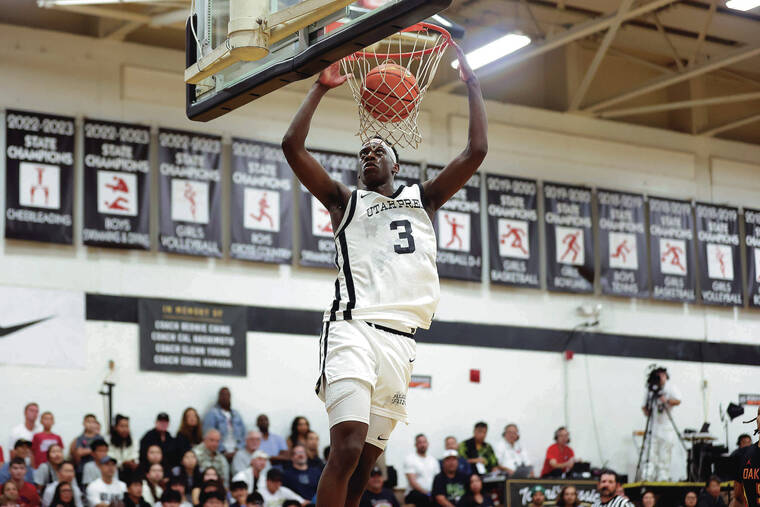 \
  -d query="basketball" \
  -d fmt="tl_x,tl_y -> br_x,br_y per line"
361,63 -> 420,123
